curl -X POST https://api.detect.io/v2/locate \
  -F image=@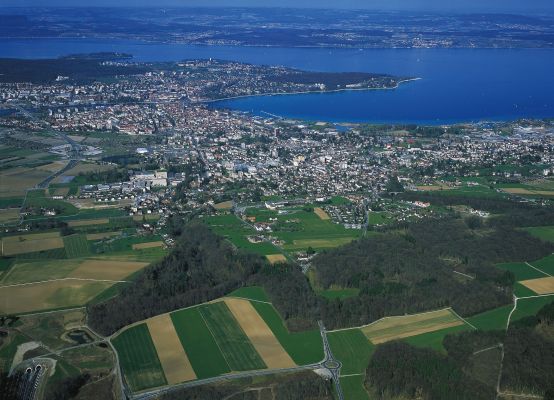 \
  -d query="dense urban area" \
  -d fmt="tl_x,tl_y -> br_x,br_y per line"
0,51 -> 554,400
